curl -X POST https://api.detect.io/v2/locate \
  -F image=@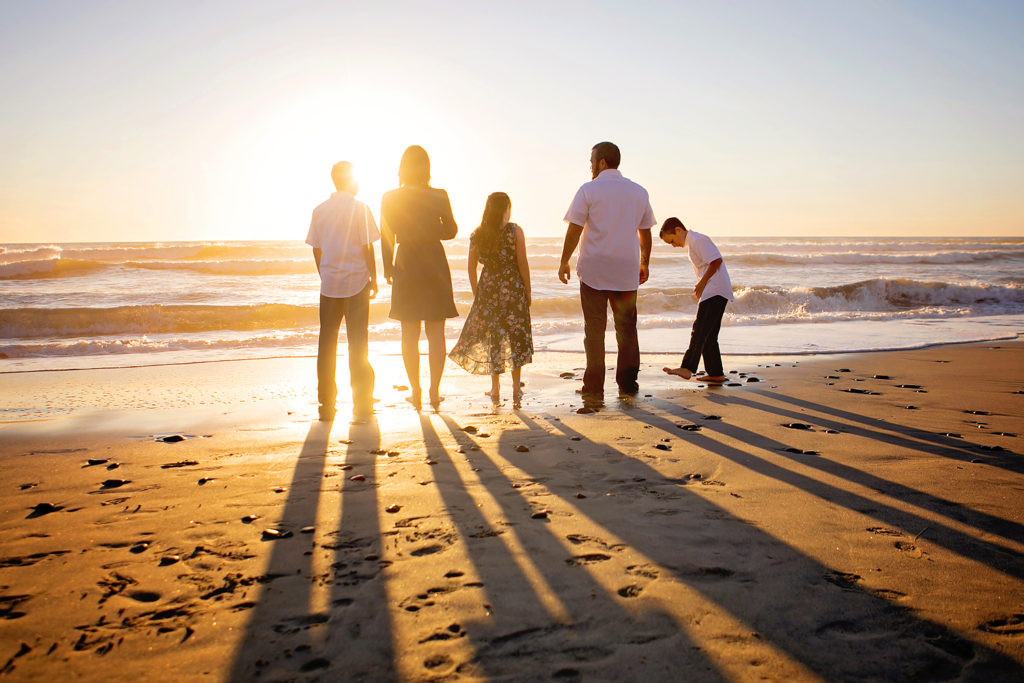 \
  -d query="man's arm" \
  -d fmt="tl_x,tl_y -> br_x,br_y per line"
558,223 -> 584,284
695,258 -> 722,299
638,229 -> 652,285
312,248 -> 322,276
